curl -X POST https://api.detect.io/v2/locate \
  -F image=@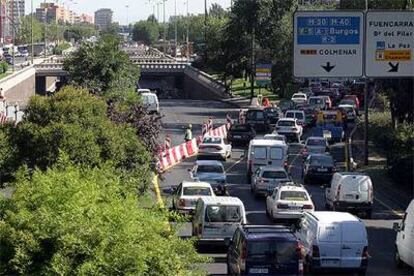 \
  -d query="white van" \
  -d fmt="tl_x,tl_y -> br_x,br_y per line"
137,88 -> 151,94
325,172 -> 373,218
246,139 -> 288,180
192,196 -> 246,245
295,211 -> 368,274
394,199 -> 414,268
141,92 -> 160,114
